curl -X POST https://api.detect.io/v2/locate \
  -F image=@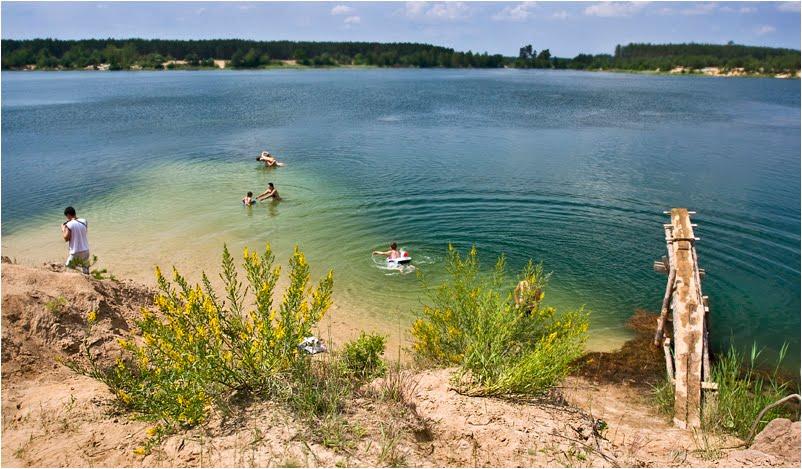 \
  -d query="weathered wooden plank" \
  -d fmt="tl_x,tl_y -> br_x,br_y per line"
669,208 -> 705,429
